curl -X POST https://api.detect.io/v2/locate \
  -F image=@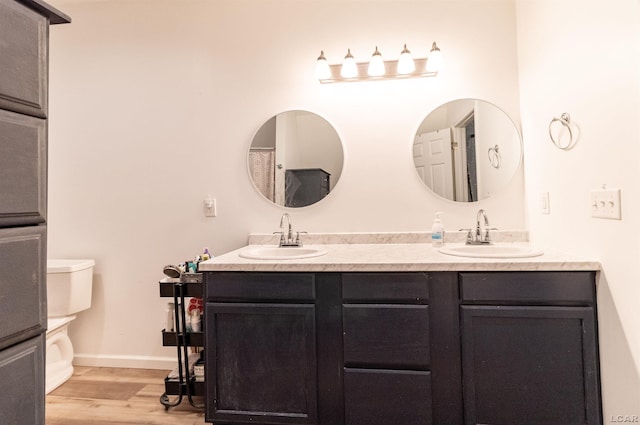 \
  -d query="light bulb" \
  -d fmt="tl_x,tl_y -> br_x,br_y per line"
315,50 -> 332,80
340,49 -> 358,79
397,43 -> 415,75
426,42 -> 444,73
367,46 -> 385,77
